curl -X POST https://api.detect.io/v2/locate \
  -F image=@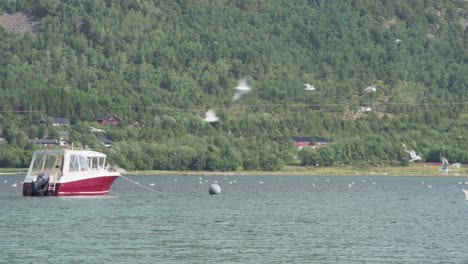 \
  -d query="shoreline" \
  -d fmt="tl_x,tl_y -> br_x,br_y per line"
126,164 -> 468,178
1,164 -> 466,178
